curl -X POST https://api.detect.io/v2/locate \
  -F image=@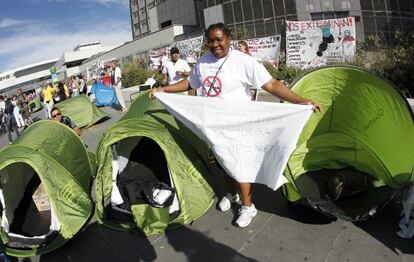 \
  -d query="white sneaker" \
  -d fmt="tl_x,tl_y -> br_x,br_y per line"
218,193 -> 240,212
236,203 -> 257,228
